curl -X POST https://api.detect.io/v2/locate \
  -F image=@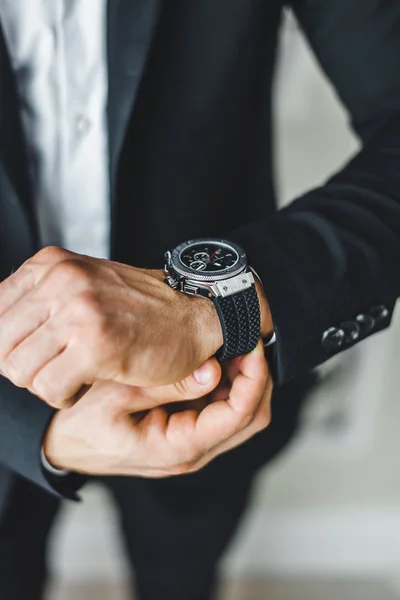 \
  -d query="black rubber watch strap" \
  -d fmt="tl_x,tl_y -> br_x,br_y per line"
213,284 -> 260,362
